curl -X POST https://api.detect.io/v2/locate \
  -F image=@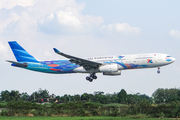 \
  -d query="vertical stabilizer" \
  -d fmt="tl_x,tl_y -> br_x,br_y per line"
8,41 -> 39,63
